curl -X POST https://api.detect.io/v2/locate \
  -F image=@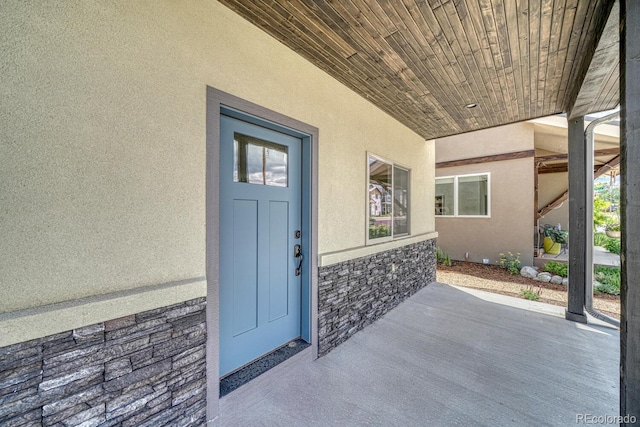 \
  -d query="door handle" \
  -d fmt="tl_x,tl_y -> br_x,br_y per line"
294,244 -> 303,276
